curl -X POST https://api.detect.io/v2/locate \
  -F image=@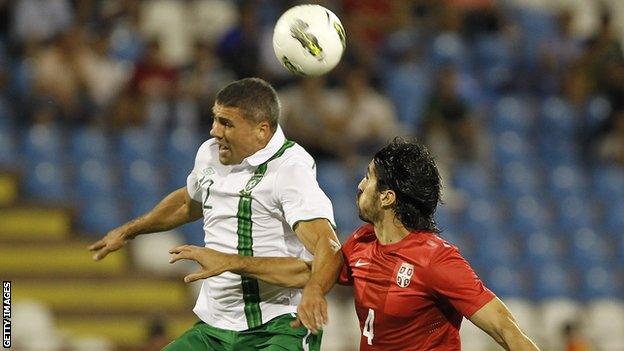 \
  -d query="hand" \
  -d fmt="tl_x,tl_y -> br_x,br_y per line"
290,284 -> 327,334
88,227 -> 131,261
169,245 -> 235,283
